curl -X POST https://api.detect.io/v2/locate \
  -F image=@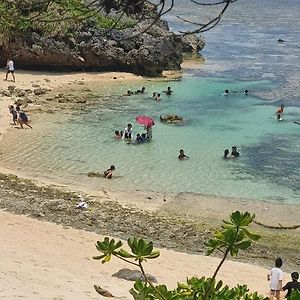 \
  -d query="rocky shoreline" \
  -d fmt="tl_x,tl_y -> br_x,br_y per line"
0,172 -> 299,272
